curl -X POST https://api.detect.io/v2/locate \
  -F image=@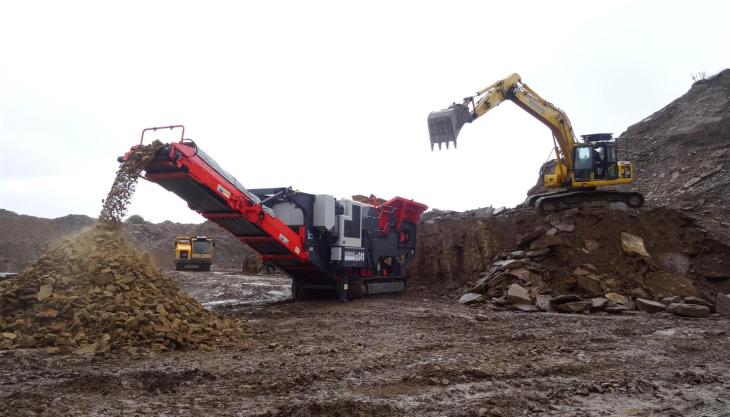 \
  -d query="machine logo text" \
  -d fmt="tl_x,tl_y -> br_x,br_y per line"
344,250 -> 365,262
216,184 -> 231,199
